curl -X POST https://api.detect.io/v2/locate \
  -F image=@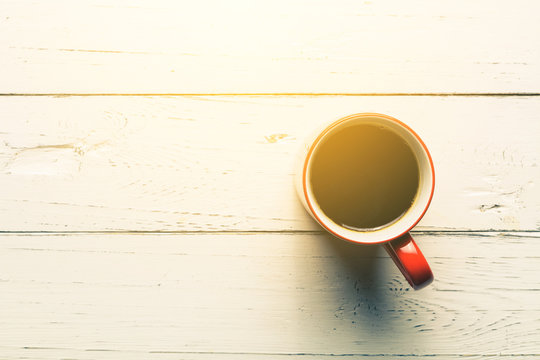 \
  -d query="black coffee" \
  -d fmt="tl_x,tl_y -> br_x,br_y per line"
310,123 -> 419,230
